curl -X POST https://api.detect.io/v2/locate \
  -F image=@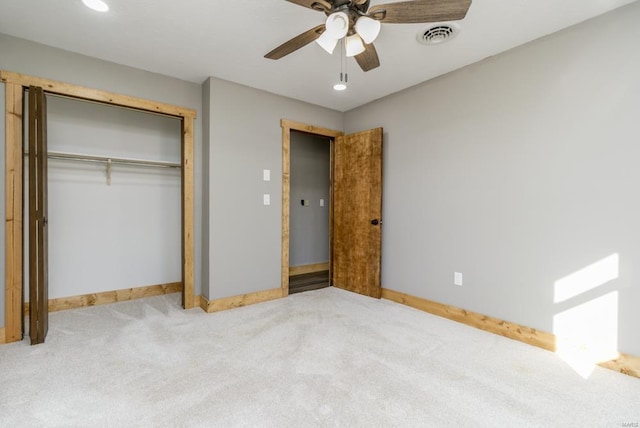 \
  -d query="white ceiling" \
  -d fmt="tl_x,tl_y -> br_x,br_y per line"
0,0 -> 636,111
